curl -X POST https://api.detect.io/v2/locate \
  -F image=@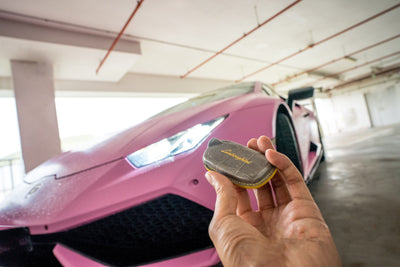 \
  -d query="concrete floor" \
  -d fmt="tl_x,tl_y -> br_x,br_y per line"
309,124 -> 400,267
